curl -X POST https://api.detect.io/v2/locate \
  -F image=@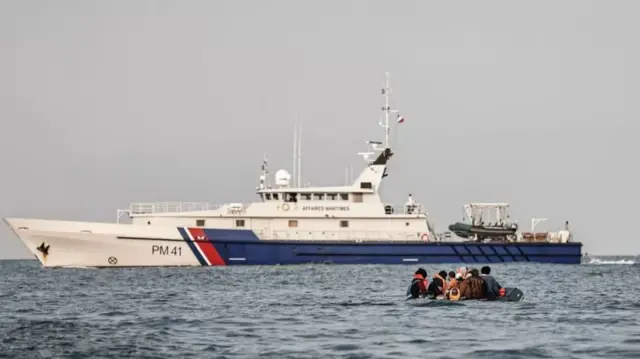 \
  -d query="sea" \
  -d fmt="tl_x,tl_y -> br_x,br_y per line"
1,256 -> 639,359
